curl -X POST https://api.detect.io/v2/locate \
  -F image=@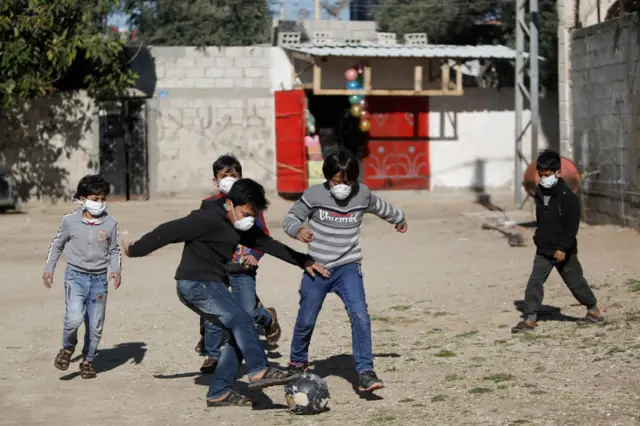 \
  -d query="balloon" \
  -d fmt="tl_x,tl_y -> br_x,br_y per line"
359,119 -> 371,132
350,104 -> 362,117
347,80 -> 362,90
359,98 -> 368,109
360,110 -> 370,120
345,69 -> 358,81
349,95 -> 361,105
